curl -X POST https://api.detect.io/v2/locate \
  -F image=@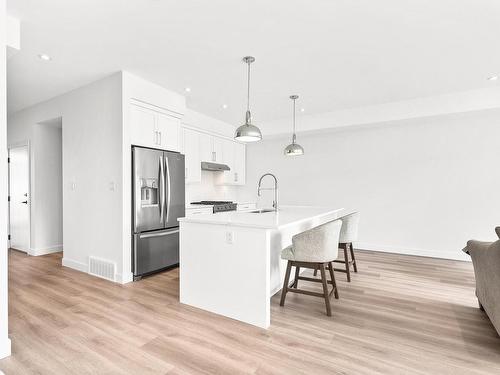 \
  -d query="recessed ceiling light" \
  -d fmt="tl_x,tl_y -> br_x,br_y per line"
38,53 -> 52,61
487,75 -> 498,81
300,108 -> 305,112
222,104 -> 228,109
185,87 -> 191,92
